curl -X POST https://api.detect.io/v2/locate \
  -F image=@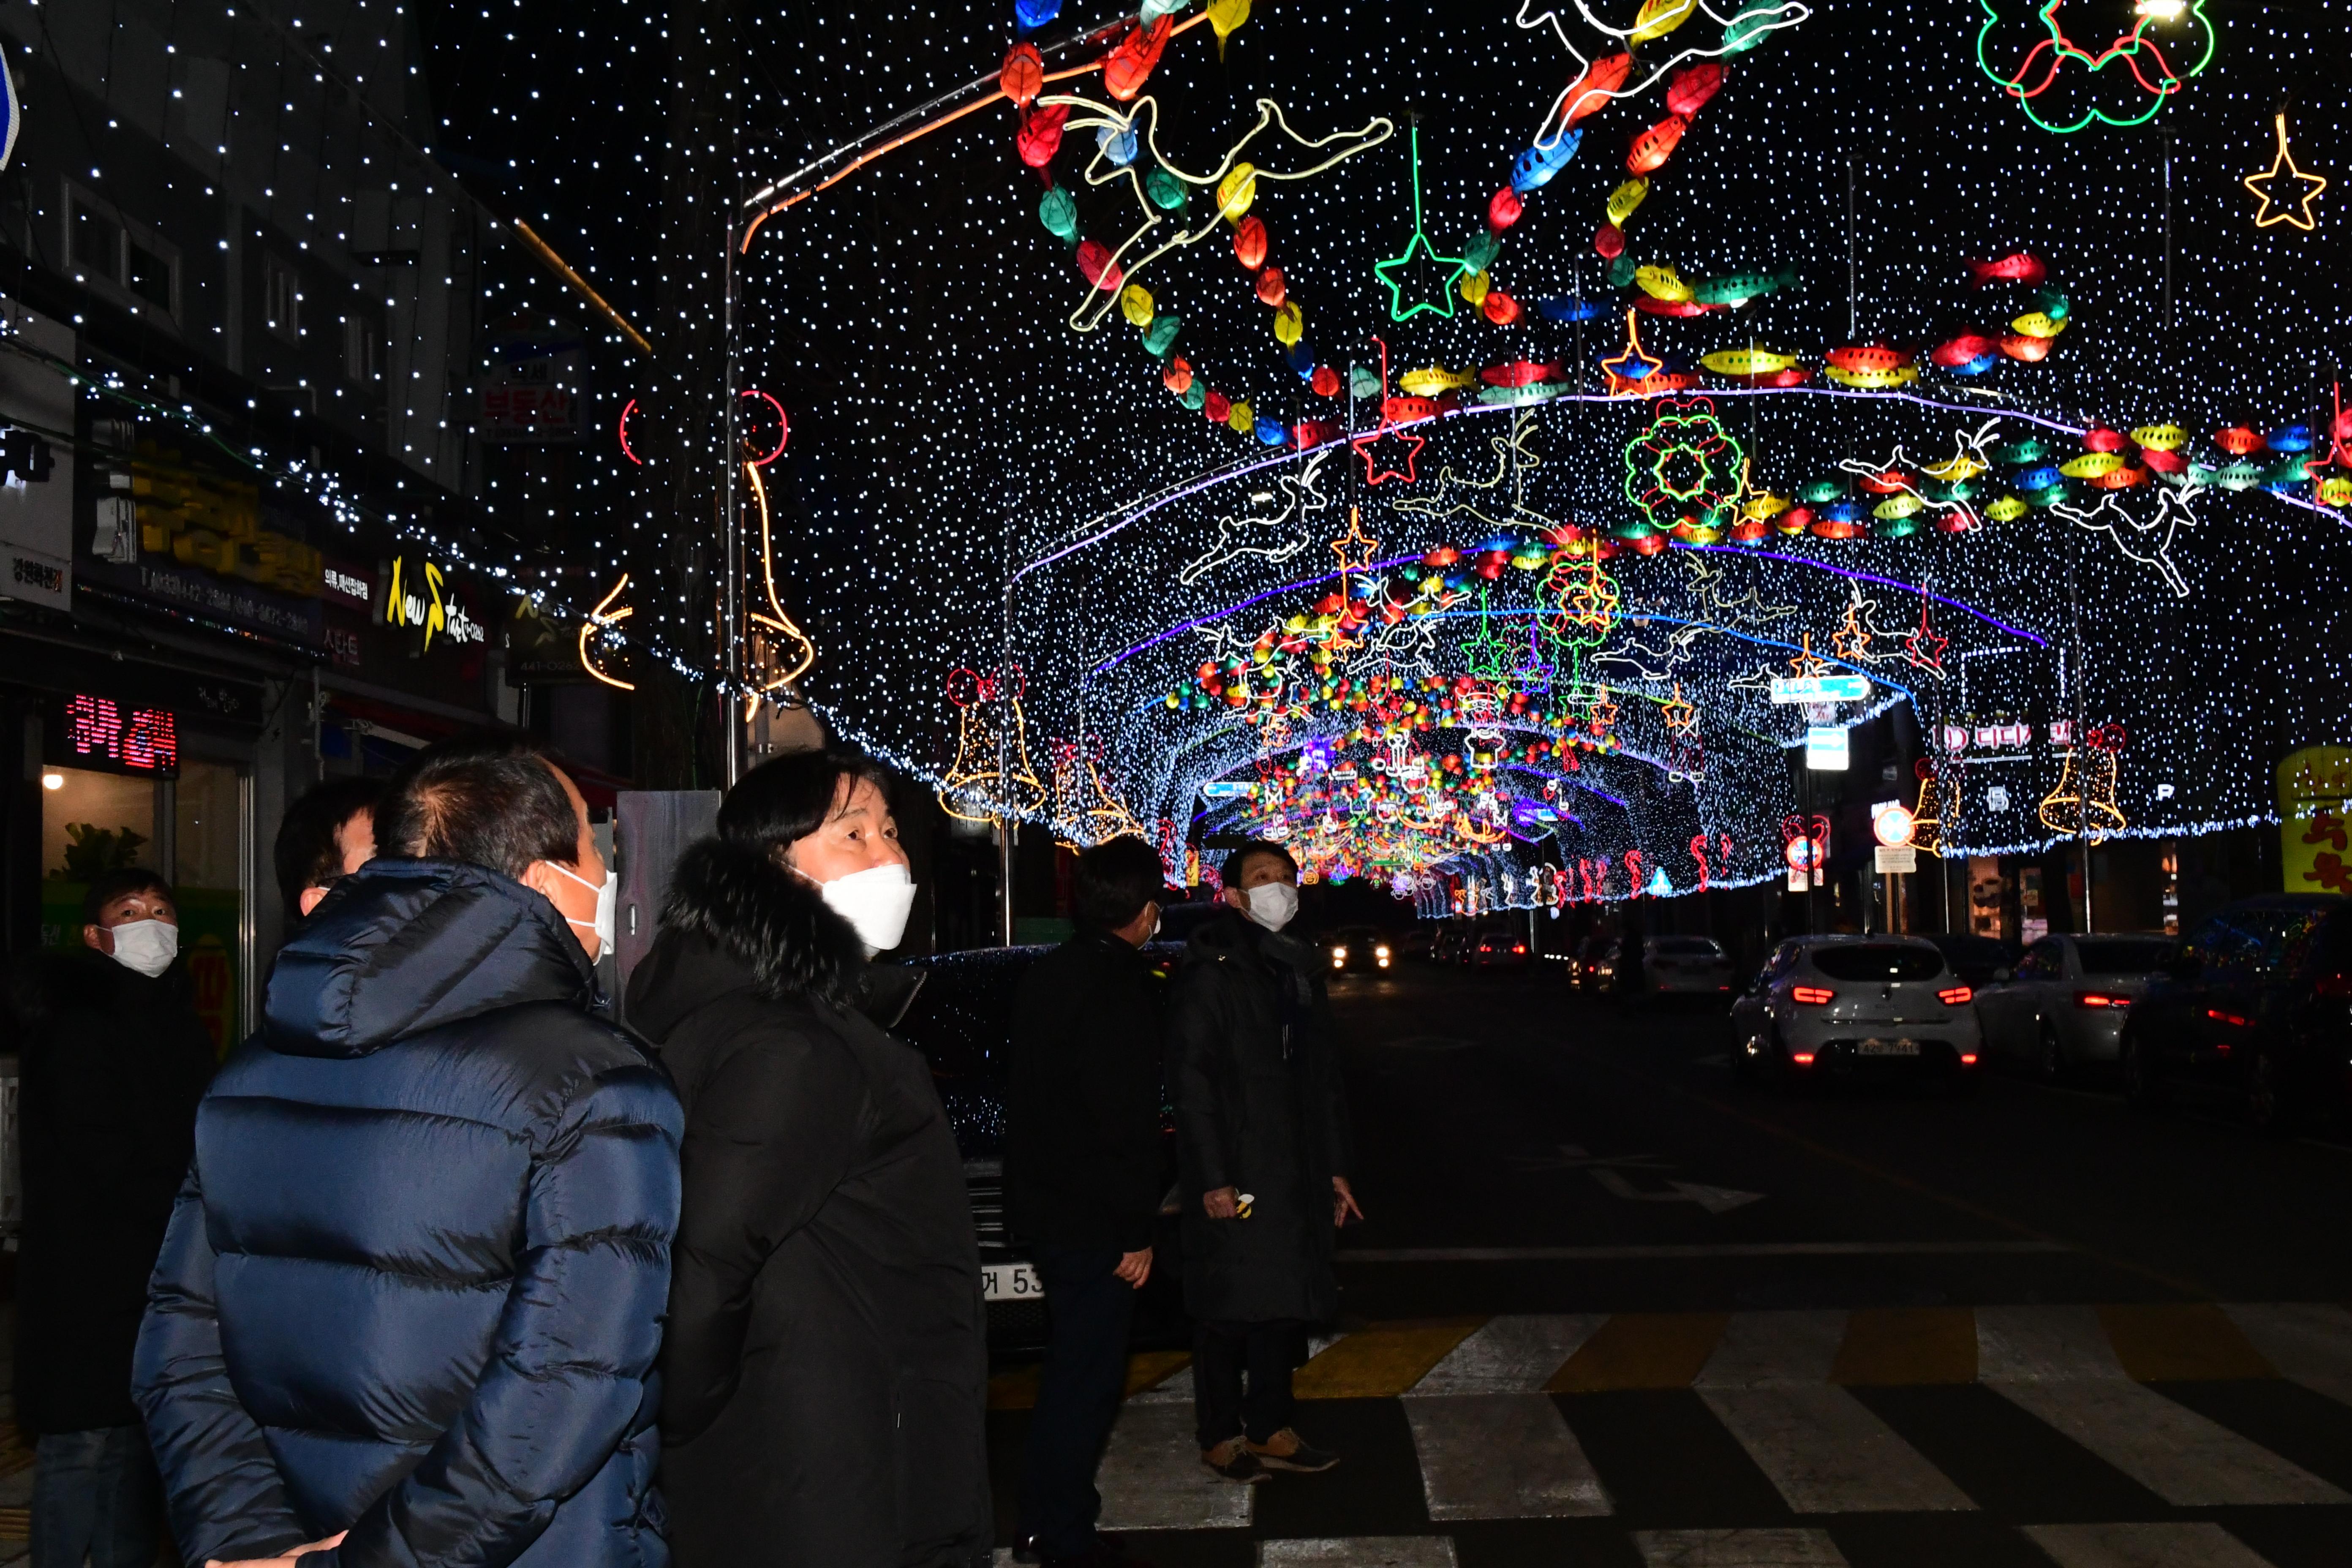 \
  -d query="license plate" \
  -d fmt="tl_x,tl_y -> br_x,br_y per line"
1857,1037 -> 1921,1056
982,1263 -> 1045,1301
